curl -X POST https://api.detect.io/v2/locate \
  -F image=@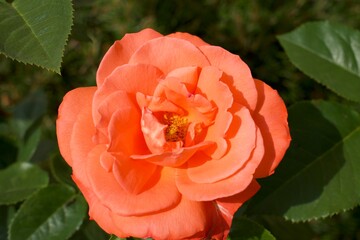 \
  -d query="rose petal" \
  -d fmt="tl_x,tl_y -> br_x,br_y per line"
211,180 -> 260,238
253,80 -> 291,178
72,175 -> 122,236
69,102 -> 98,188
112,153 -> 158,194
96,28 -> 163,86
176,159 -> 255,201
216,180 -> 260,218
196,66 -> 234,158
154,77 -> 216,125
87,145 -> 181,216
56,87 -> 96,166
187,105 -> 257,183
200,45 -> 258,110
107,103 -> 148,156
129,37 -> 210,74
100,151 -> 115,172
167,32 -> 210,47
139,107 -> 167,154
68,105 -> 164,210
151,76 -> 216,128
93,63 -> 164,126
111,196 -> 221,239
76,170 -> 231,239
167,66 -> 201,93
136,92 -> 183,114
95,91 -> 137,144
131,141 -> 214,167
